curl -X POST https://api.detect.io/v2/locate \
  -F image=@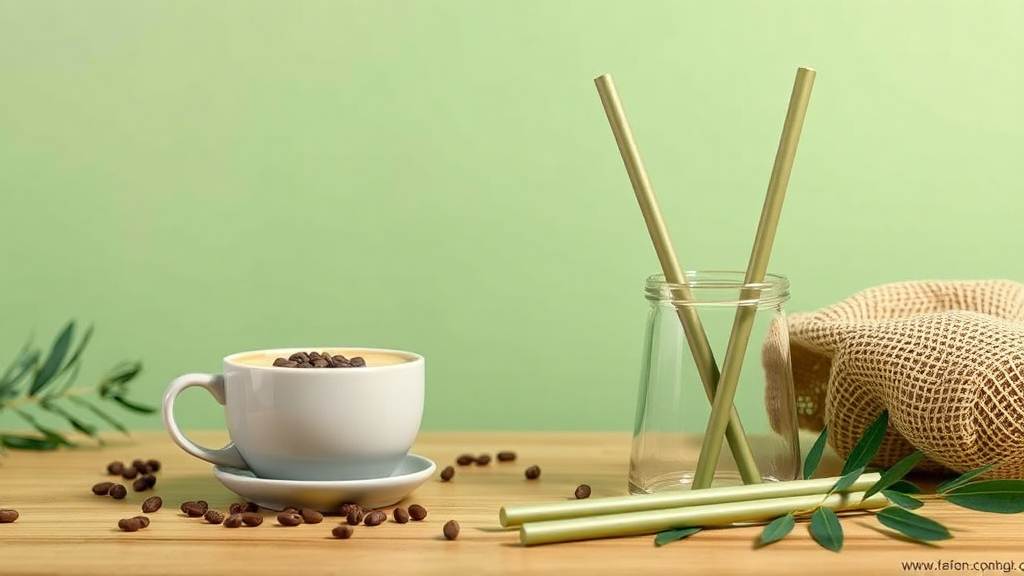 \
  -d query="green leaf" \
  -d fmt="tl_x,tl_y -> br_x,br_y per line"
888,480 -> 923,494
937,463 -> 999,494
882,490 -> 924,510
942,480 -> 1024,514
0,349 -> 41,397
57,324 -> 94,377
830,466 -> 866,494
654,527 -> 701,546
841,410 -> 889,476
759,513 -> 795,546
864,451 -> 925,499
40,400 -> 98,437
111,394 -> 157,414
1,434 -> 61,450
809,507 -> 844,552
29,321 -> 75,396
67,396 -> 129,434
803,426 -> 828,479
14,409 -> 76,447
876,506 -> 952,541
